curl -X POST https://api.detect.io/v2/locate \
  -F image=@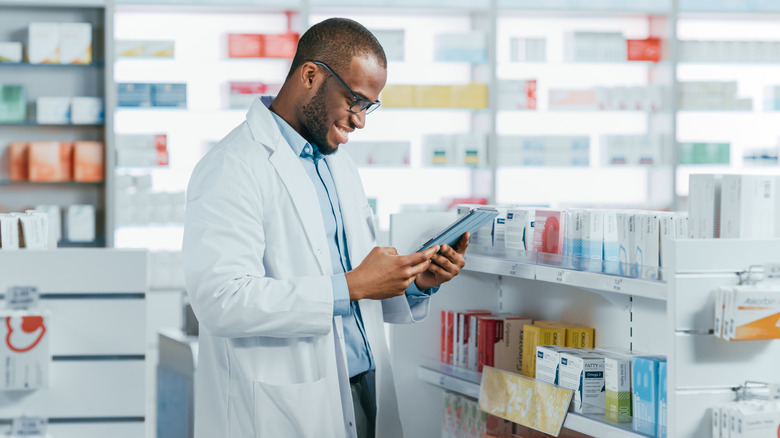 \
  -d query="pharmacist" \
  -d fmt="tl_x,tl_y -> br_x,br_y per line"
182,17 -> 468,438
